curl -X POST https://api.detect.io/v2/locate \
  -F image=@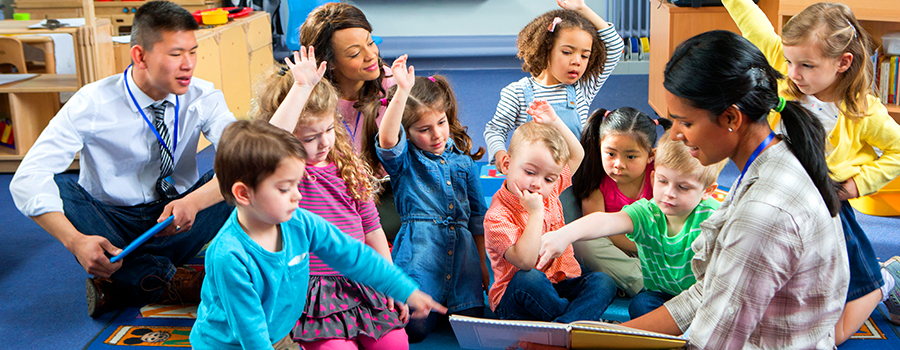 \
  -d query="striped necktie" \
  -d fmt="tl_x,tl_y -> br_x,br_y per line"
150,101 -> 178,198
